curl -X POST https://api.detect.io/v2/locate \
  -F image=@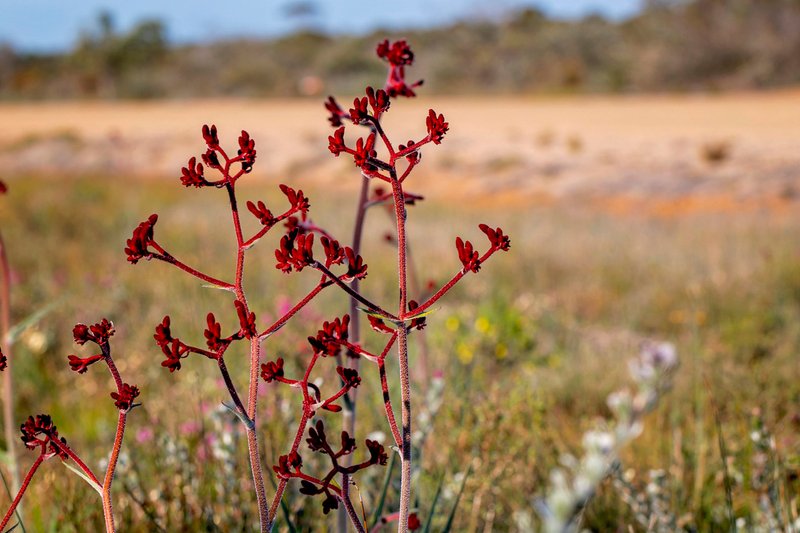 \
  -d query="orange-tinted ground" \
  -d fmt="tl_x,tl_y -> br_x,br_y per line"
1,91 -> 799,215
